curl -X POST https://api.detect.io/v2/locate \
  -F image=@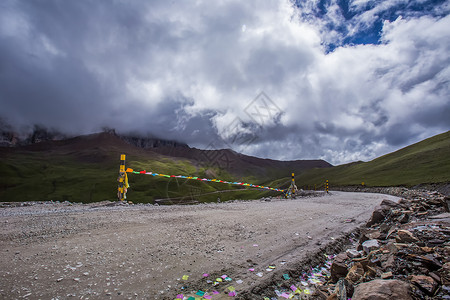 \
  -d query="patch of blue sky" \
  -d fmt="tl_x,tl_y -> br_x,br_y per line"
294,0 -> 449,52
